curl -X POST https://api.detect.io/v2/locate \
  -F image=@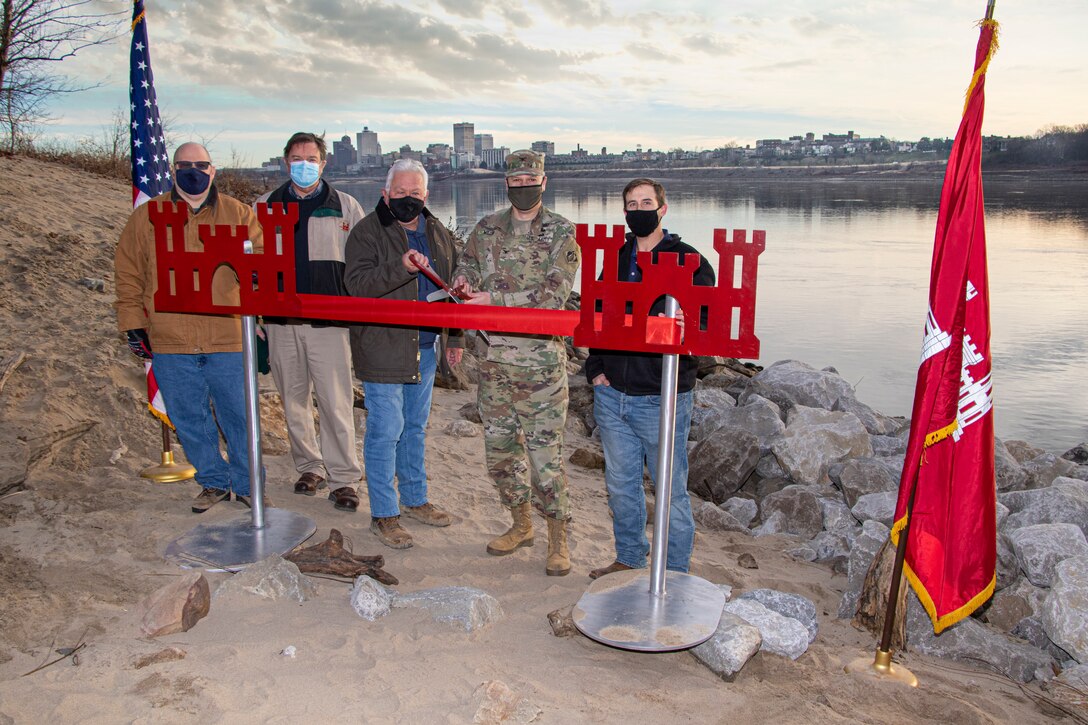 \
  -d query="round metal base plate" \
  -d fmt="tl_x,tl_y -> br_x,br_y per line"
844,655 -> 919,687
141,452 -> 195,483
165,508 -> 316,570
573,569 -> 725,652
